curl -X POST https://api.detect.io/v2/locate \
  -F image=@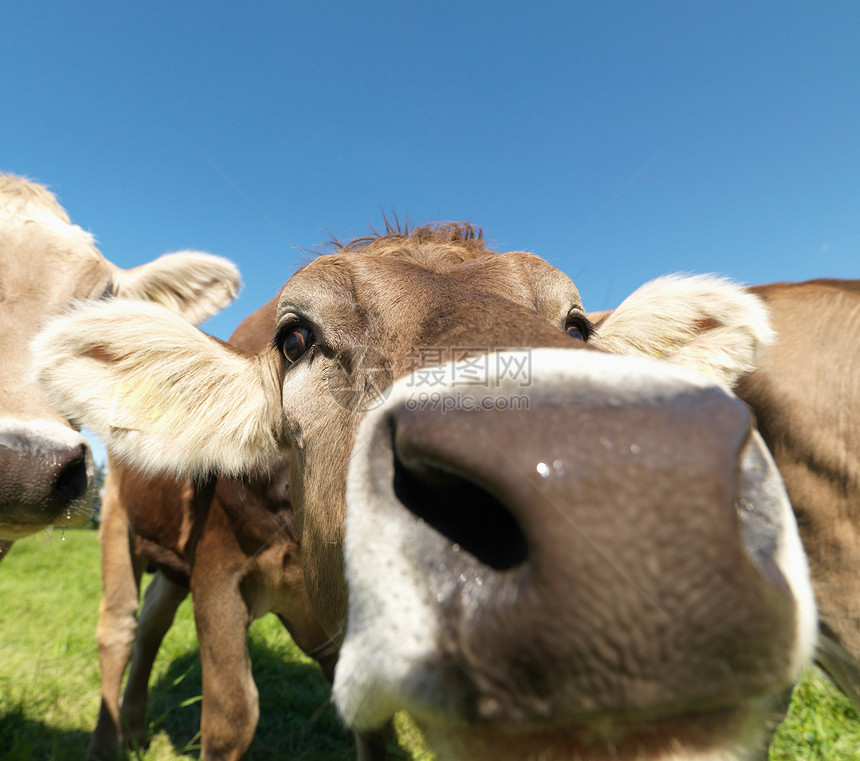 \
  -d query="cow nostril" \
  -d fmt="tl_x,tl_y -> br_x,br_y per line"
53,453 -> 89,503
392,452 -> 528,571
